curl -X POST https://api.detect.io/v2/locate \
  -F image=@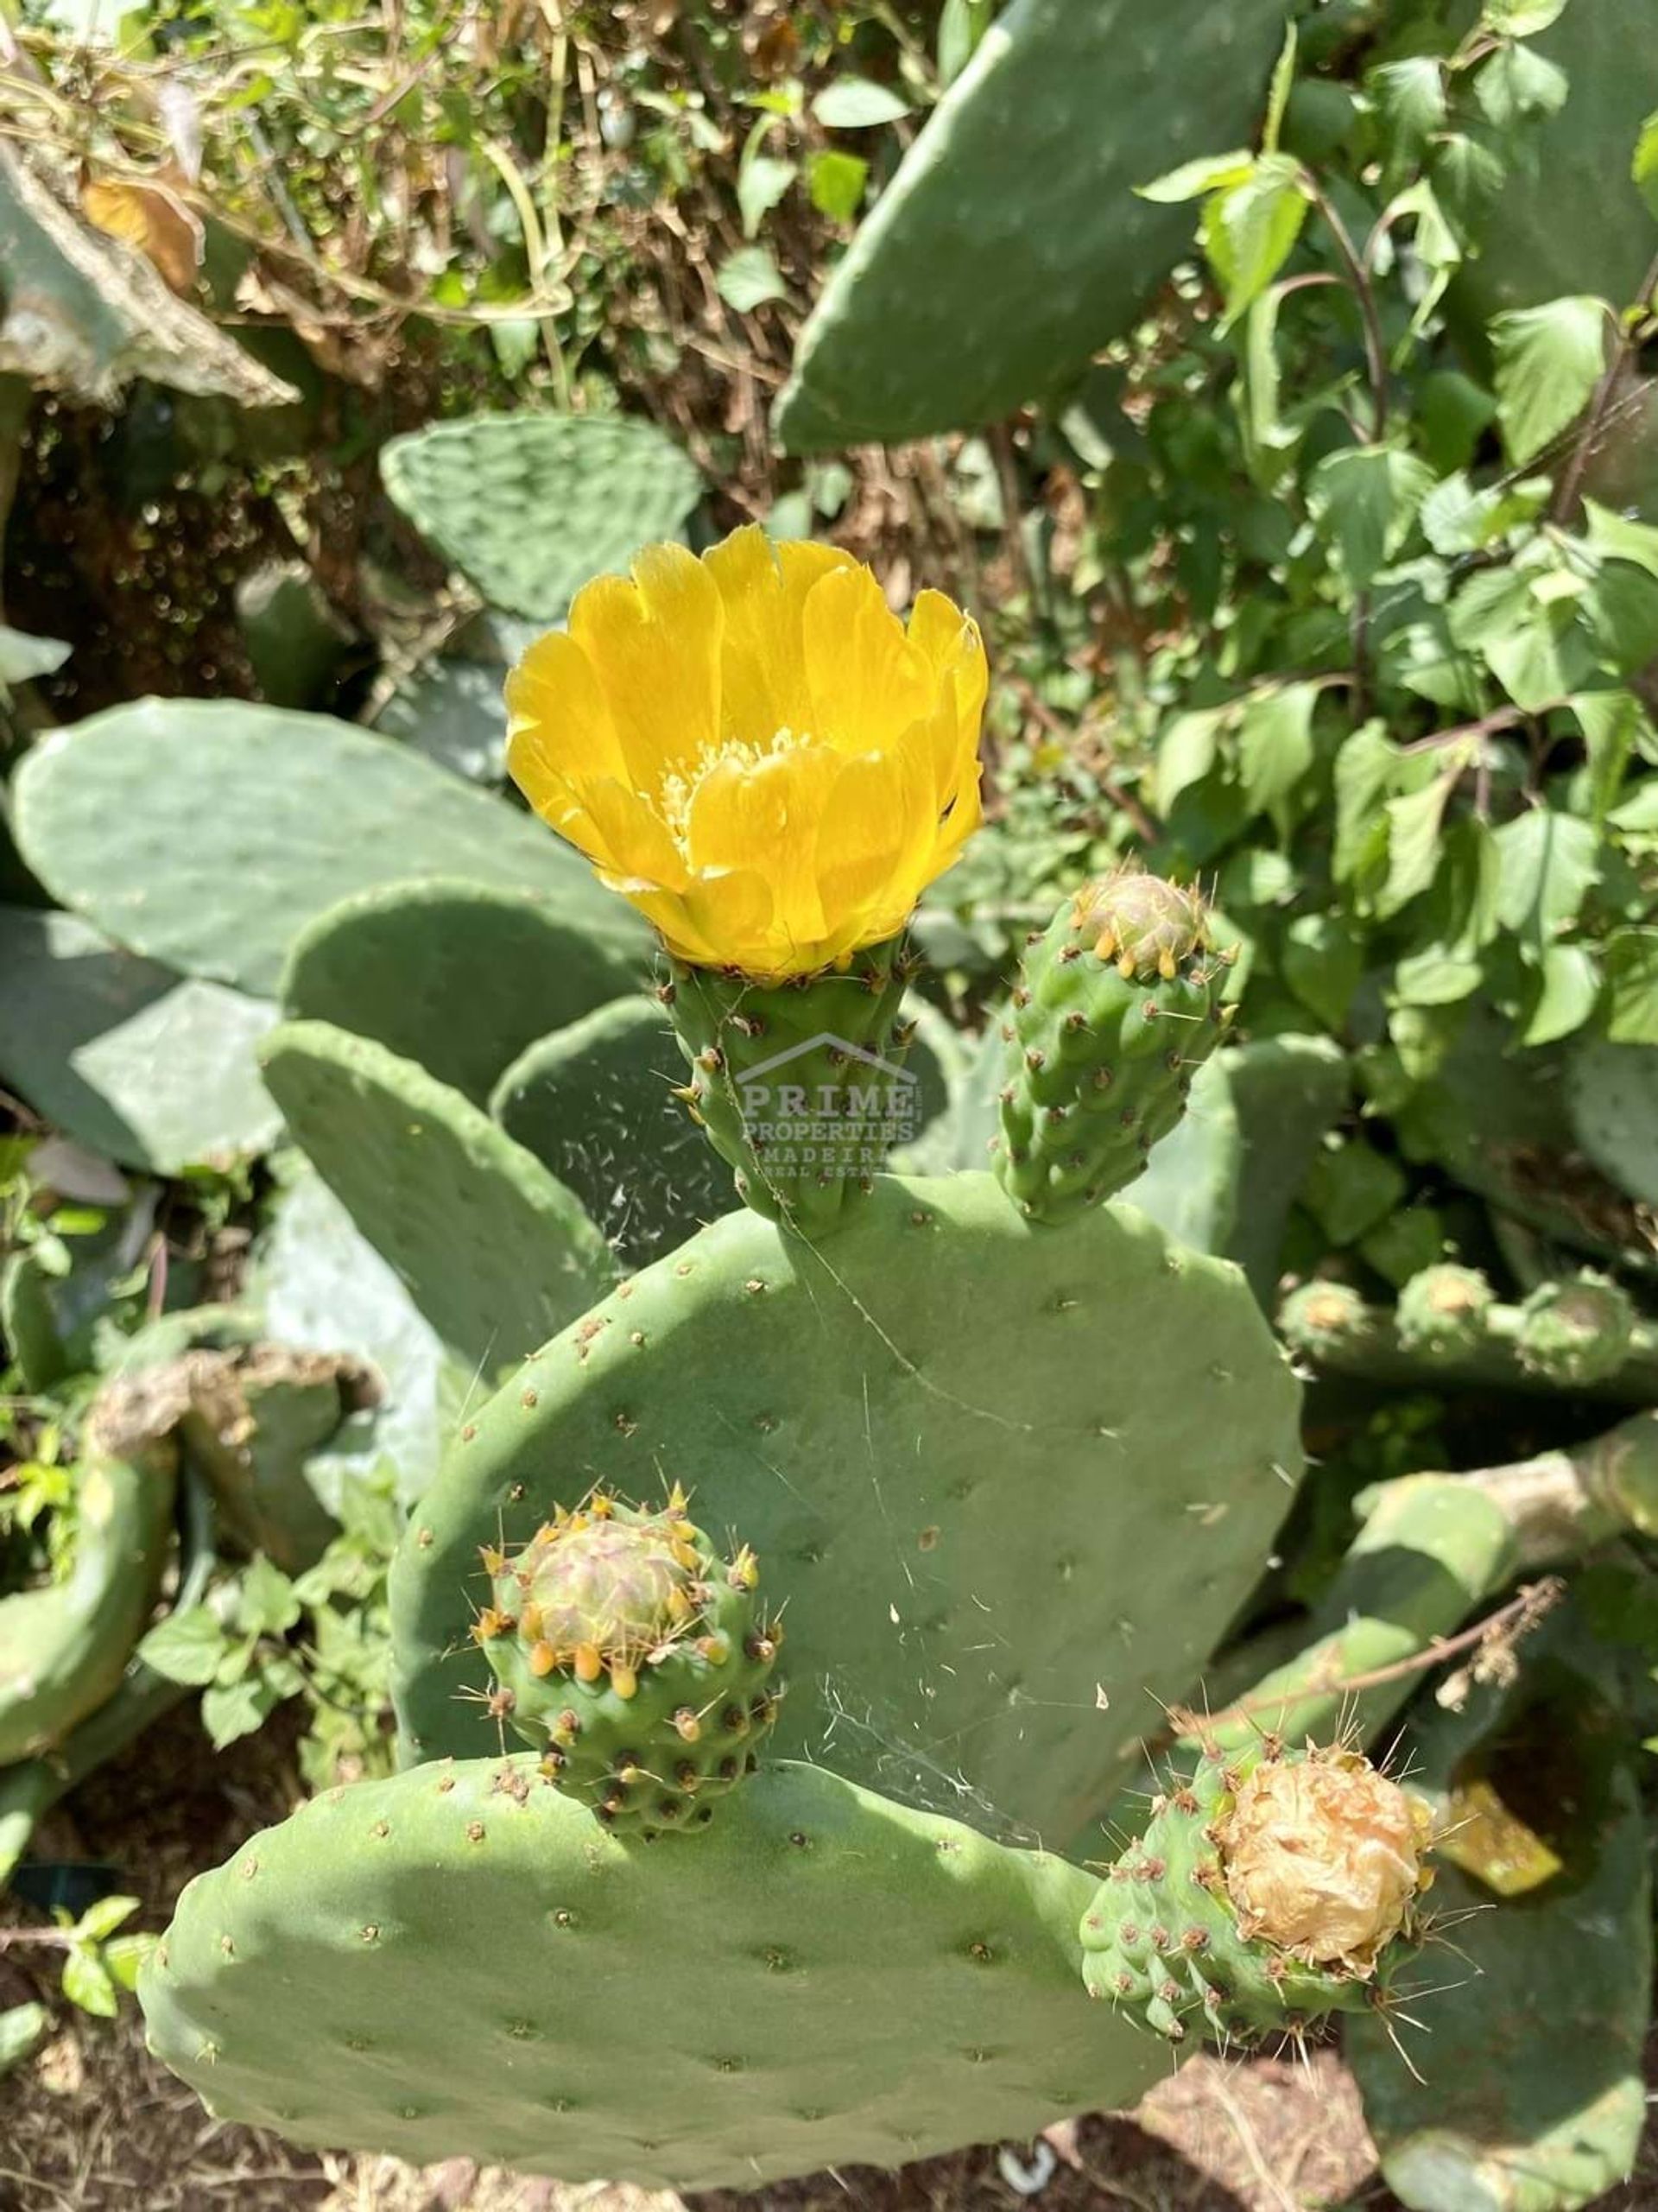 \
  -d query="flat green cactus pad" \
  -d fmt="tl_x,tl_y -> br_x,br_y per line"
280,878 -> 639,1106
1565,1036 -> 1658,1209
139,1756 -> 1163,2186
773,0 -> 1288,450
392,1171 -> 1301,1845
0,906 -> 281,1174
381,412 -> 702,622
10,699 -> 642,999
260,1023 -> 614,1379
490,996 -> 730,1269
